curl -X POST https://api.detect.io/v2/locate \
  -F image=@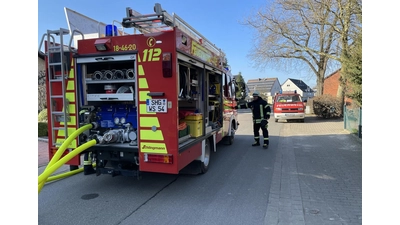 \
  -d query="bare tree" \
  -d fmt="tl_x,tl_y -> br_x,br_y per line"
244,0 -> 361,97
319,0 -> 362,105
